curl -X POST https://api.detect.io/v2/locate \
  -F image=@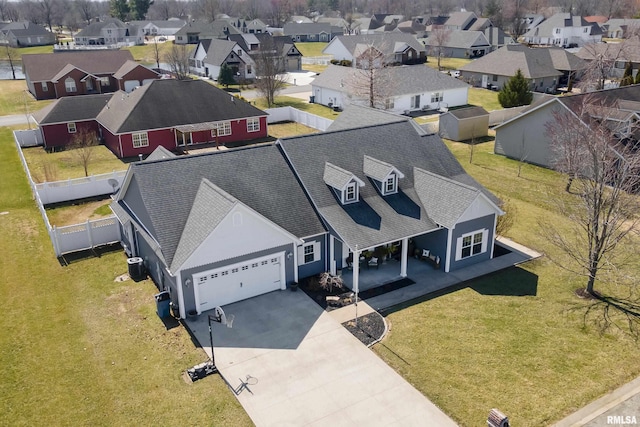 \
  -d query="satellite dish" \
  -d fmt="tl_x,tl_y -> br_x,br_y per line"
213,306 -> 234,328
